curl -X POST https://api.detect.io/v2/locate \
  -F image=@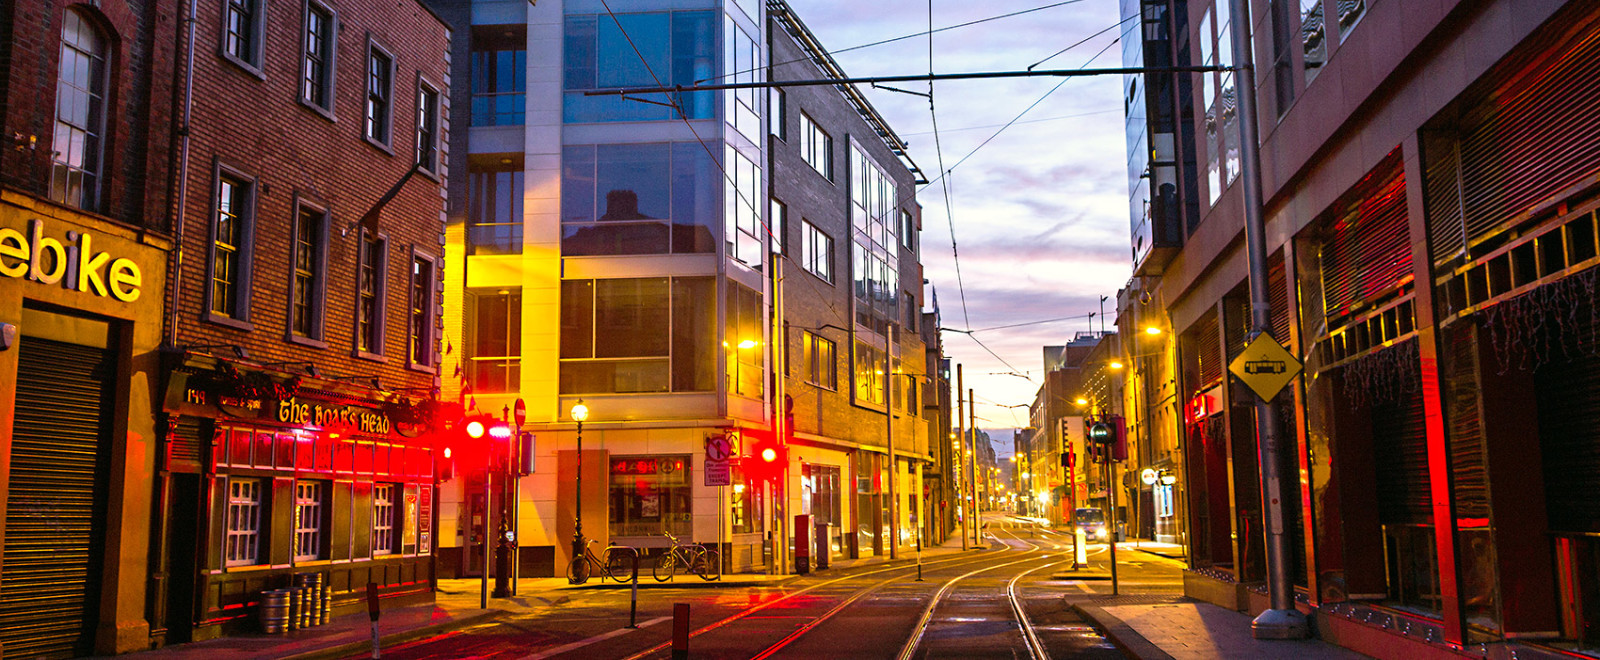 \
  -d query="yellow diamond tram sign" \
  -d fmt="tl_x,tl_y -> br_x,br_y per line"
1229,333 -> 1303,401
